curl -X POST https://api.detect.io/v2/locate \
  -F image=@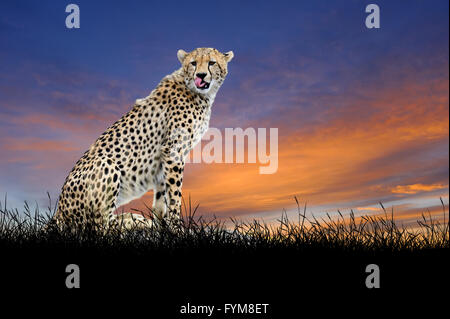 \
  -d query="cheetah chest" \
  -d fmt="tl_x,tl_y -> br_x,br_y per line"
191,107 -> 211,146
